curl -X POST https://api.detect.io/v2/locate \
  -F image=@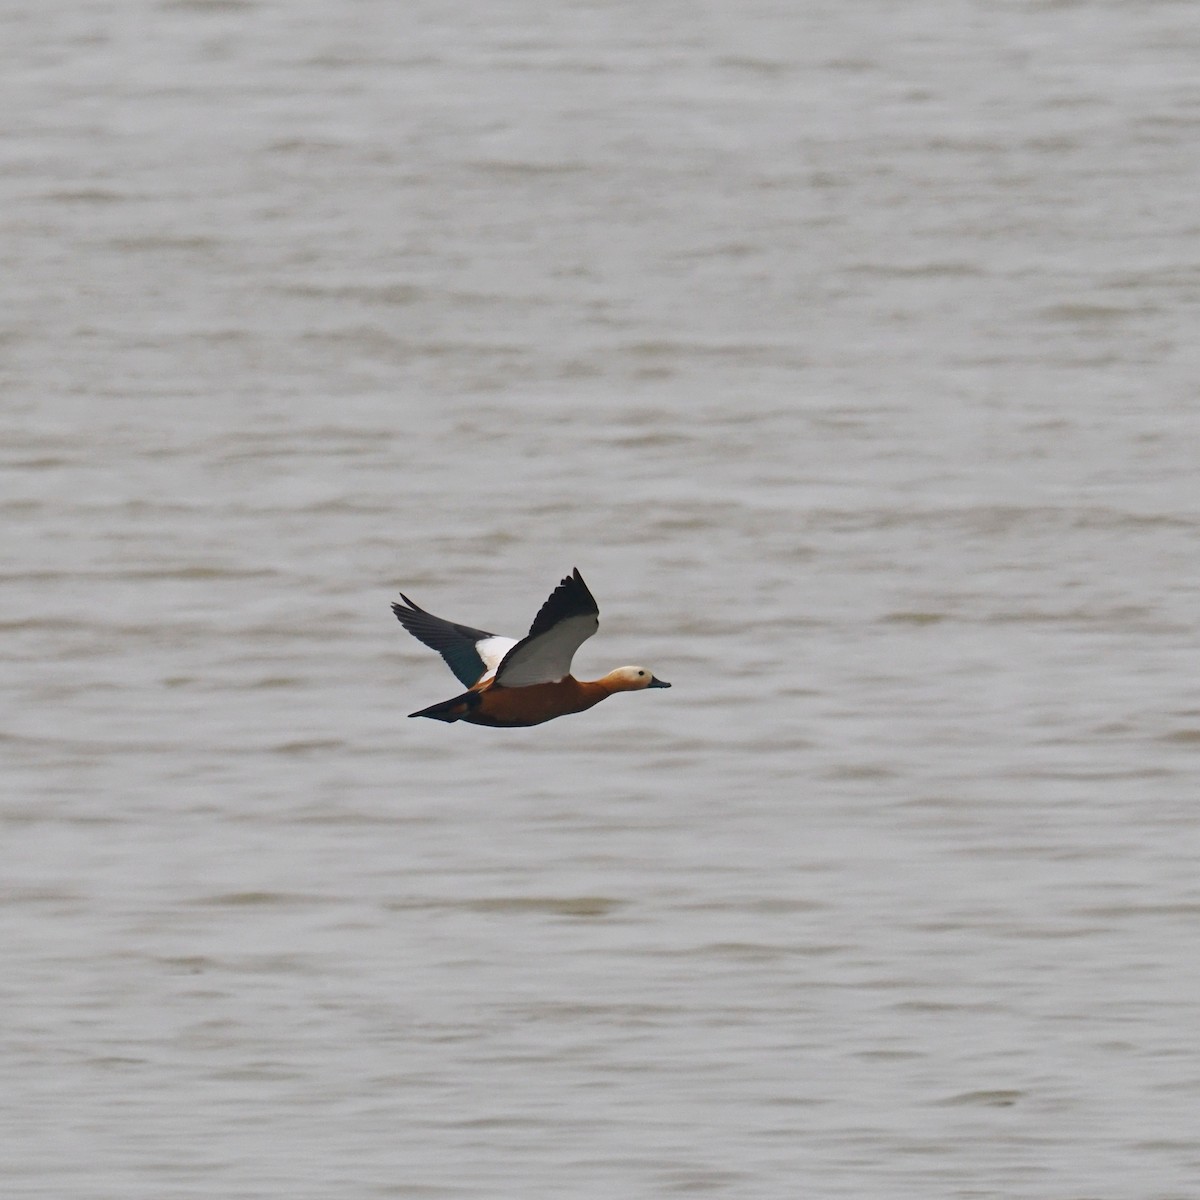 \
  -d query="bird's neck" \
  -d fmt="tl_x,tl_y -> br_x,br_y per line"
589,670 -> 635,695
